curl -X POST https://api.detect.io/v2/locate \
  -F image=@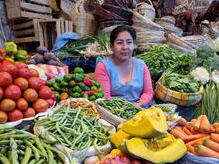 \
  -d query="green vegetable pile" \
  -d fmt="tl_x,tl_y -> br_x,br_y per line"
194,81 -> 219,124
135,45 -> 195,76
34,104 -> 109,156
0,125 -> 69,164
46,67 -> 104,102
97,98 -> 142,120
55,33 -> 110,59
193,45 -> 219,73
159,71 -> 201,93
